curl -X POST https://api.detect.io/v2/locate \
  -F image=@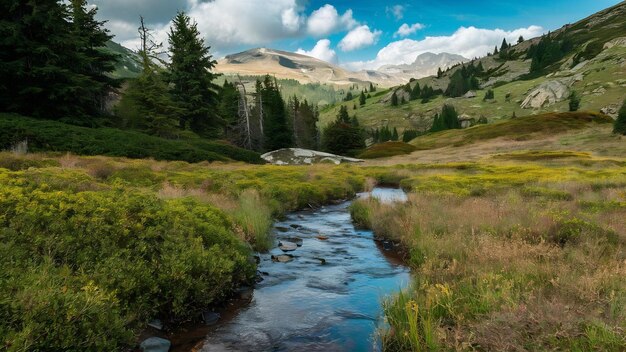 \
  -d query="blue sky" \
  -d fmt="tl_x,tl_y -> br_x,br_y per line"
93,0 -> 622,70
